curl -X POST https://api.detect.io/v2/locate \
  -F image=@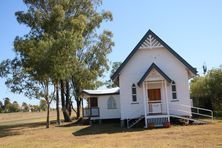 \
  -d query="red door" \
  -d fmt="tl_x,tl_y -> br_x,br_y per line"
148,89 -> 161,102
